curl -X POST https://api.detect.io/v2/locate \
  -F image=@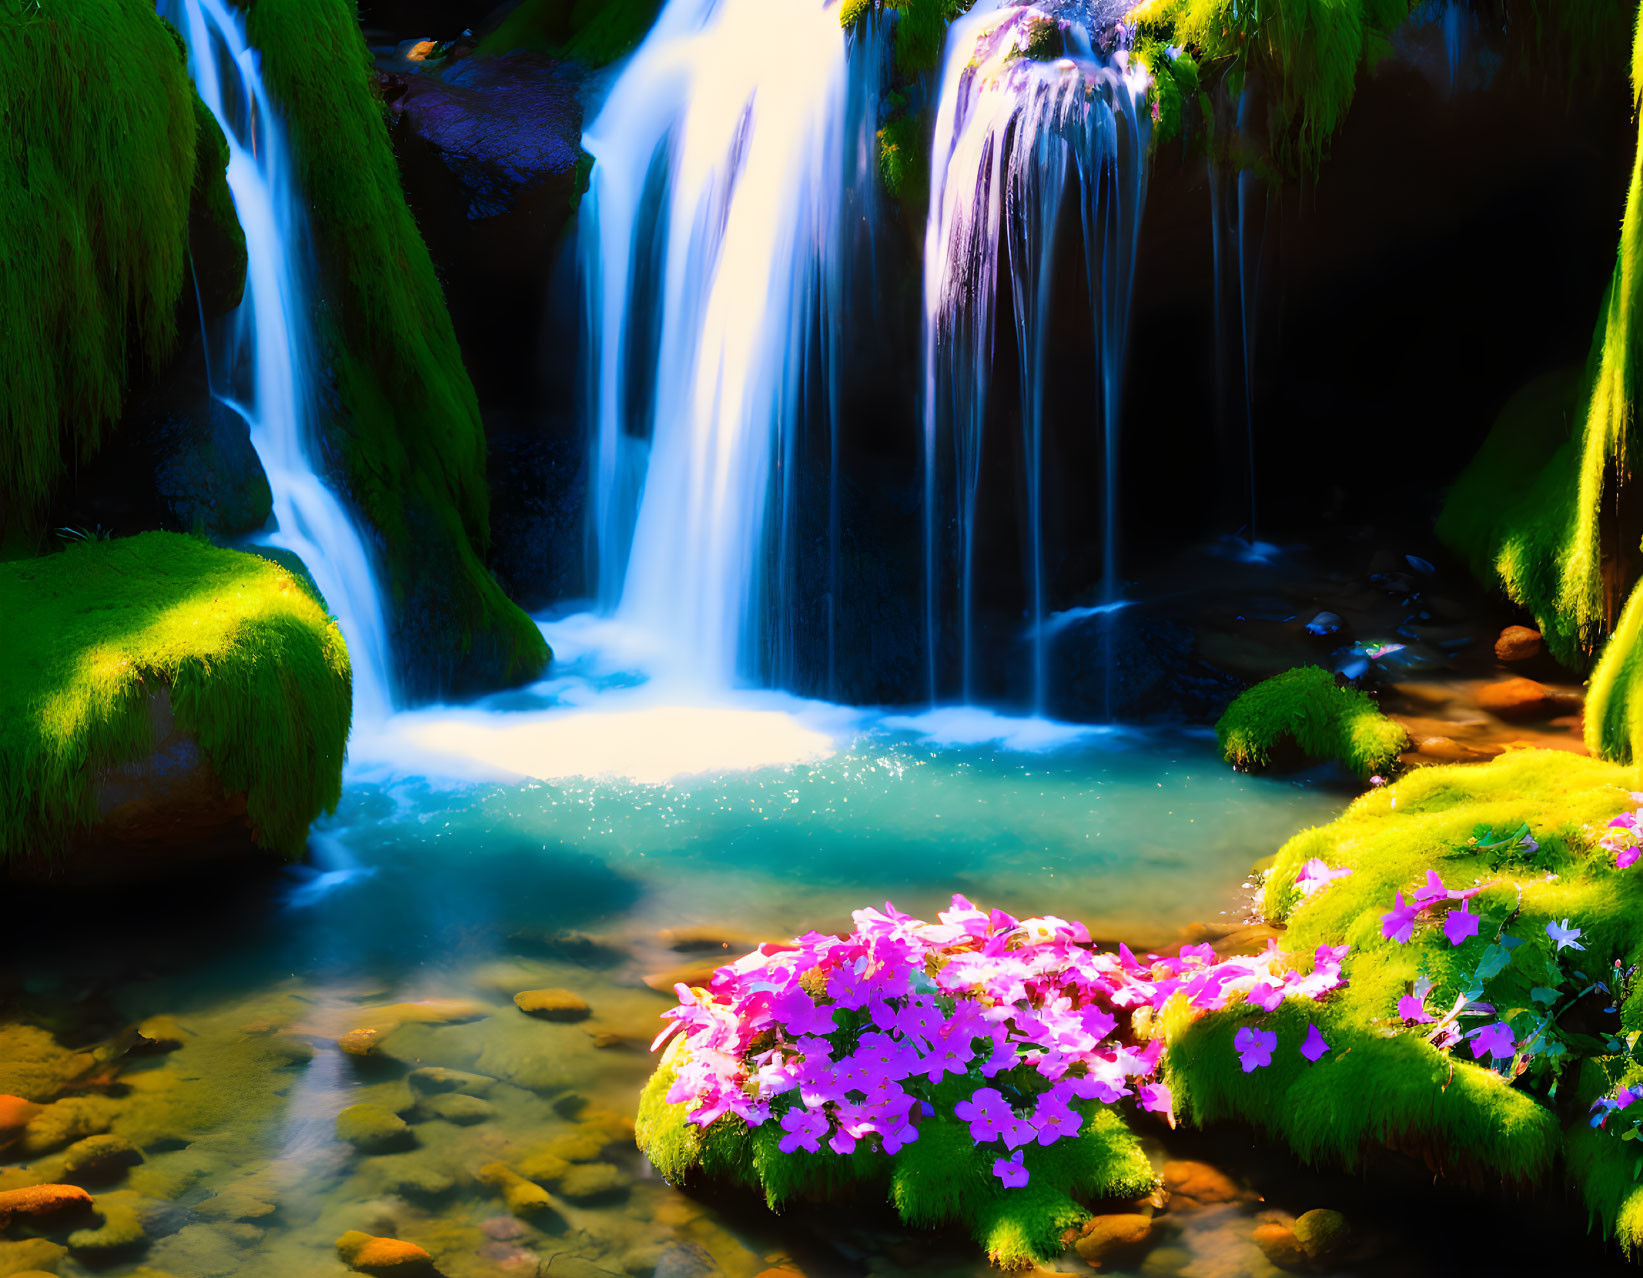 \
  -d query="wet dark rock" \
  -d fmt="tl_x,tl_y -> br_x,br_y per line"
1045,611 -> 1244,724
5,688 -> 269,887
1293,1208 -> 1352,1262
55,337 -> 271,541
1304,610 -> 1344,638
654,1242 -> 724,1278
